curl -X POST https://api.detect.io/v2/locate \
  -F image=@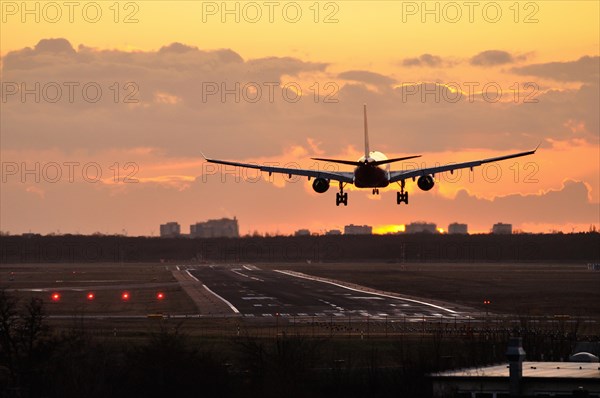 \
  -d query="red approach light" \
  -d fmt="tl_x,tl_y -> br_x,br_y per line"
156,292 -> 165,300
121,292 -> 130,301
87,292 -> 95,301
483,299 -> 491,305
51,292 -> 61,301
